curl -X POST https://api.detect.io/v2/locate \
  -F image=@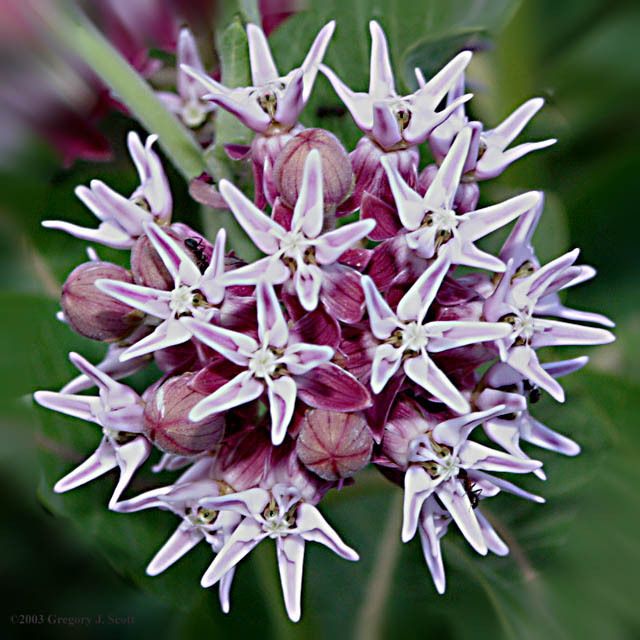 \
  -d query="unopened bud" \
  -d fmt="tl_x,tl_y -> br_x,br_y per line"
143,372 -> 225,456
61,262 -> 142,342
274,129 -> 354,210
296,409 -> 373,480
